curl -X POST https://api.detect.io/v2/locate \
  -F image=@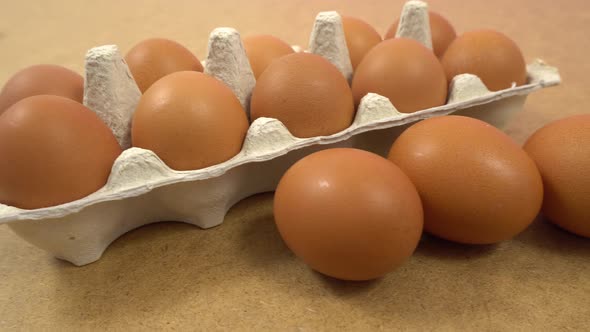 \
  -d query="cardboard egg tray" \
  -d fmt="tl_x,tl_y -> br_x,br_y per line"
0,1 -> 560,266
